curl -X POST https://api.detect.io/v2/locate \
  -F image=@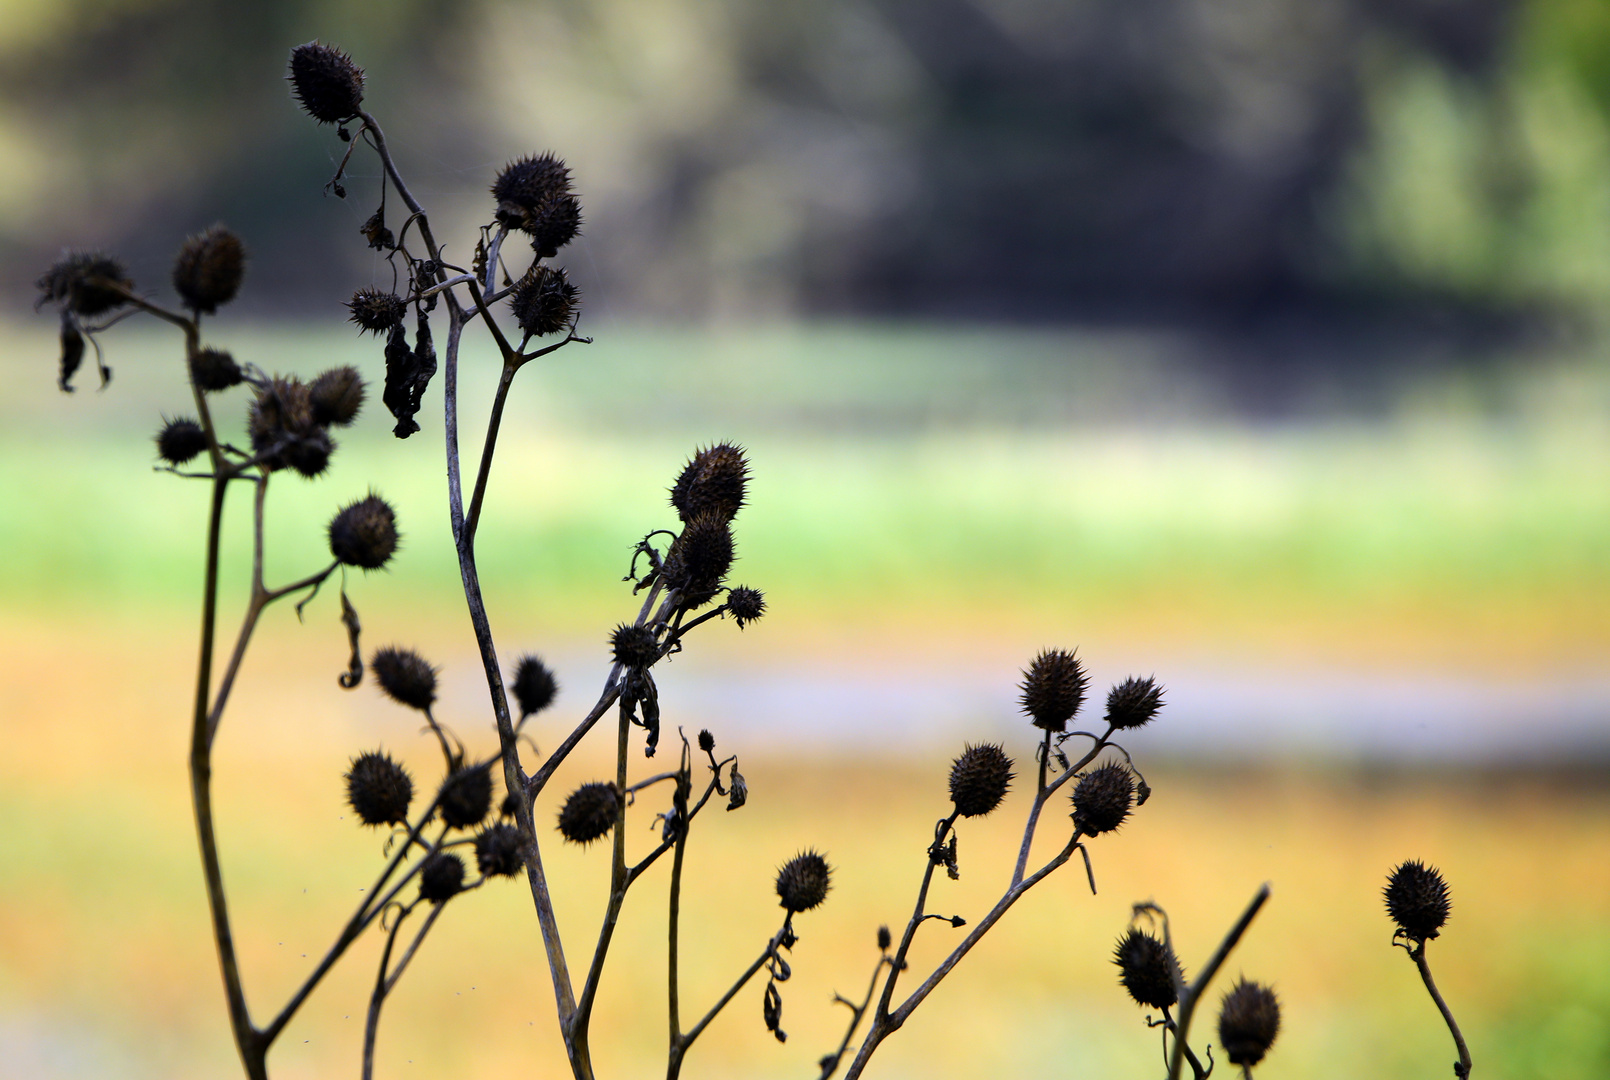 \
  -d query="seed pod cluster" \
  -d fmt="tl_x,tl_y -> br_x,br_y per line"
1112,928 -> 1178,1010
558,782 -> 620,845
1071,762 -> 1135,836
948,743 -> 1014,818
328,494 -> 398,571
439,764 -> 494,830
344,750 -> 414,827
1384,860 -> 1451,943
371,646 -> 437,712
418,851 -> 465,903
1105,675 -> 1164,730
172,227 -> 245,314
247,375 -> 334,477
36,252 -> 131,317
509,266 -> 579,337
775,850 -> 832,913
1020,649 -> 1088,732
1217,979 -> 1280,1066
510,654 -> 558,718
490,153 -> 582,257
287,41 -> 364,124
156,416 -> 208,465
475,823 -> 525,877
